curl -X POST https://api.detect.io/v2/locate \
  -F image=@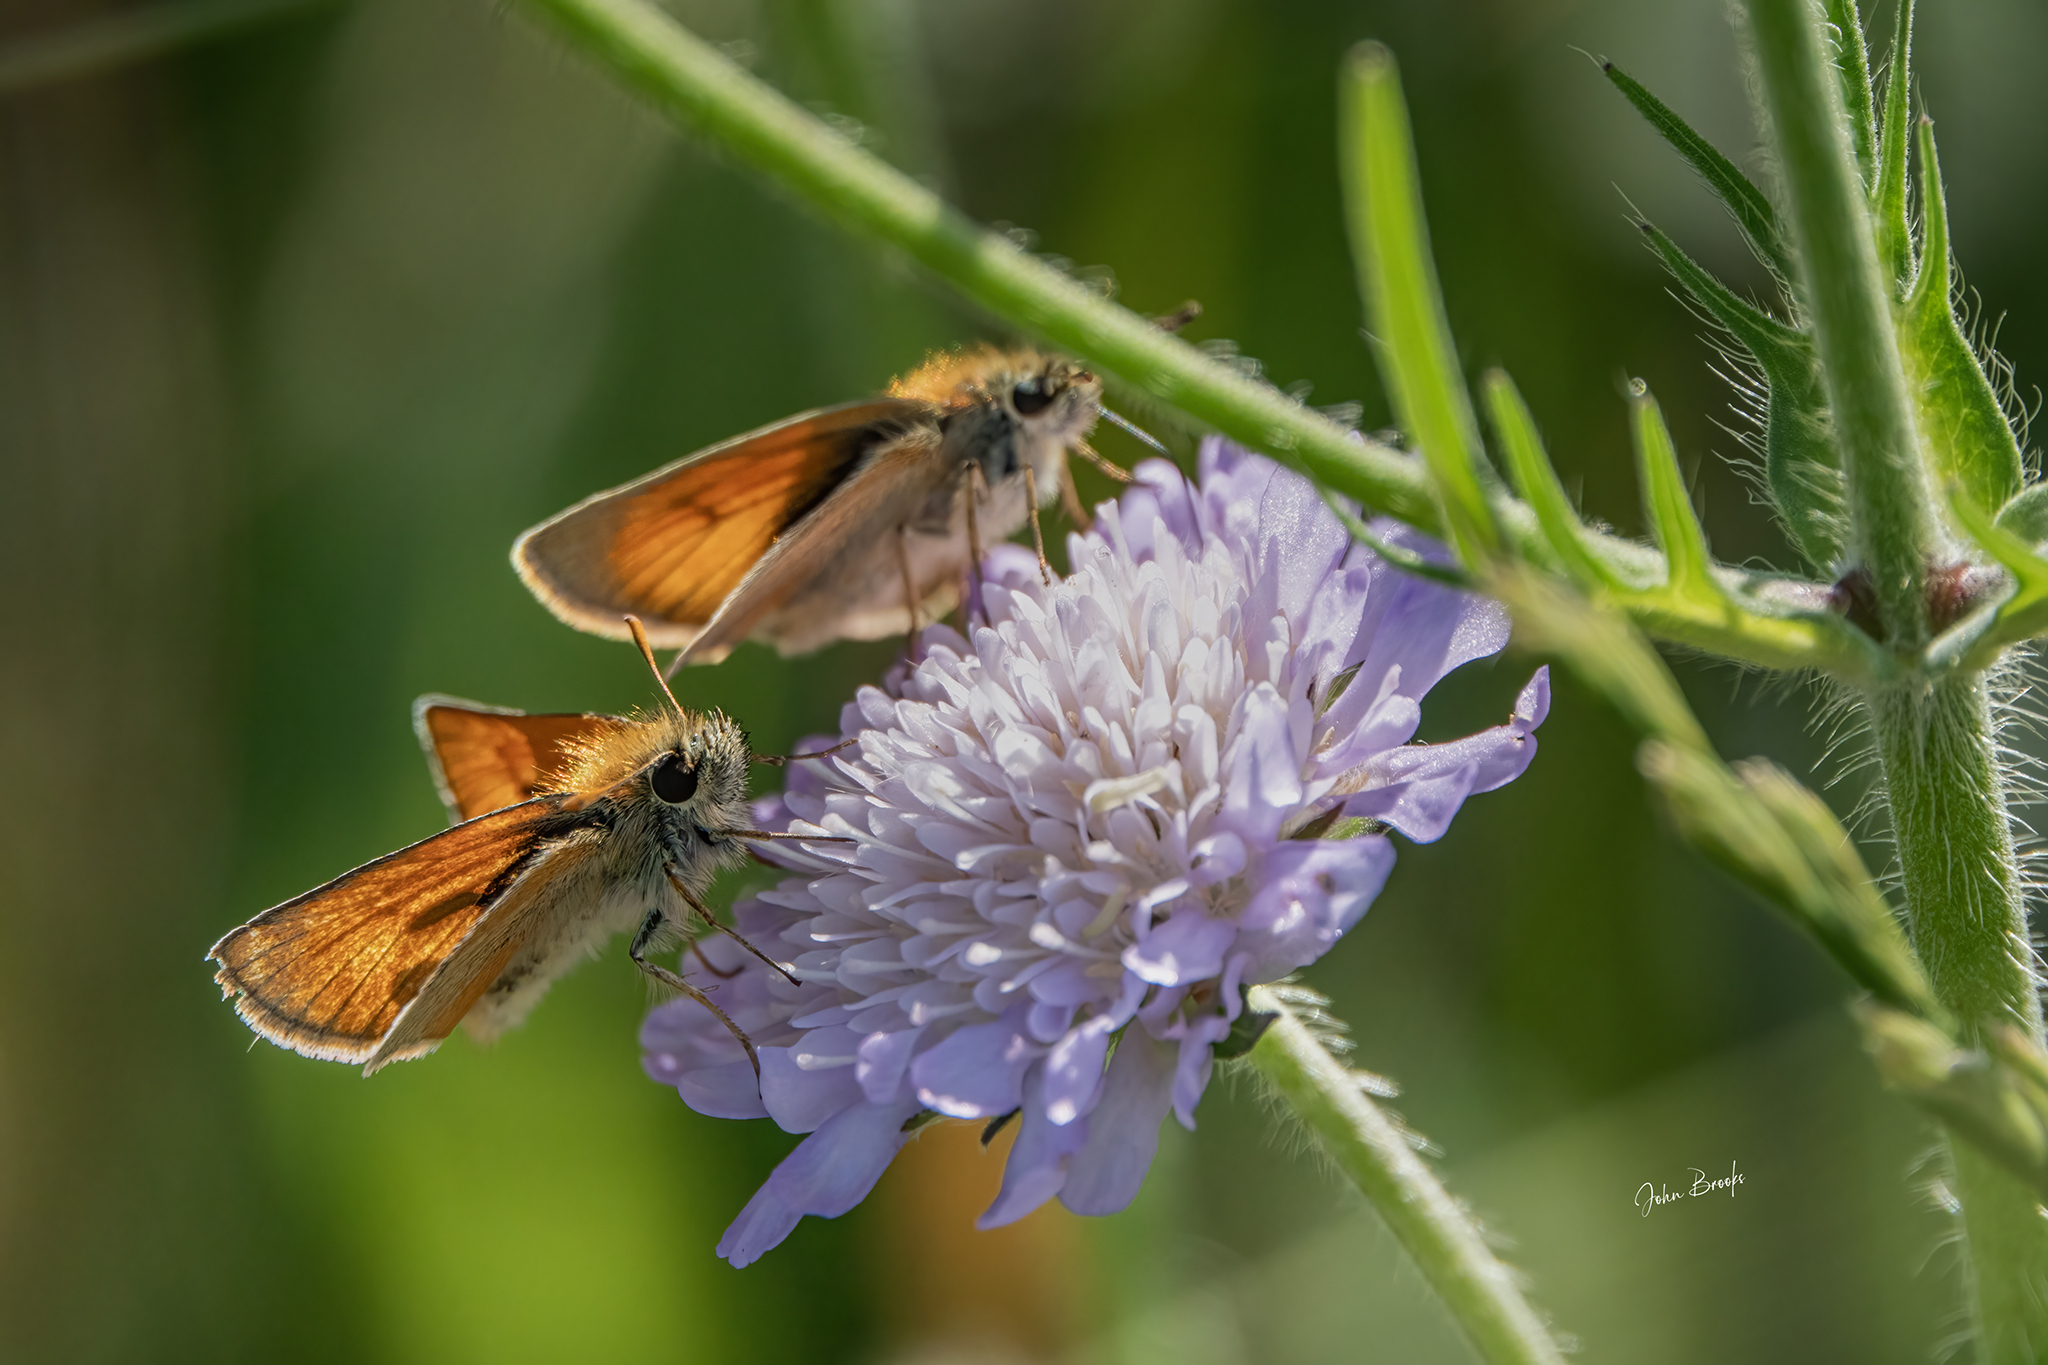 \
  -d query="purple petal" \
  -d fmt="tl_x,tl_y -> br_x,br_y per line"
1219,682 -> 1303,844
1344,667 -> 1549,840
1313,691 -> 1422,779
717,1097 -> 922,1266
910,1012 -> 1041,1118
982,1065 -> 1091,1228
1323,576 -> 1511,740
1060,1027 -> 1178,1216
856,1027 -> 922,1105
1172,1014 -> 1232,1128
1240,837 -> 1398,975
659,1057 -> 769,1121
1042,1013 -> 1117,1125
759,1039 -> 865,1134
1343,761 -> 1483,844
1122,912 -> 1239,986
1242,459 -> 1351,624
1186,832 -> 1247,888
